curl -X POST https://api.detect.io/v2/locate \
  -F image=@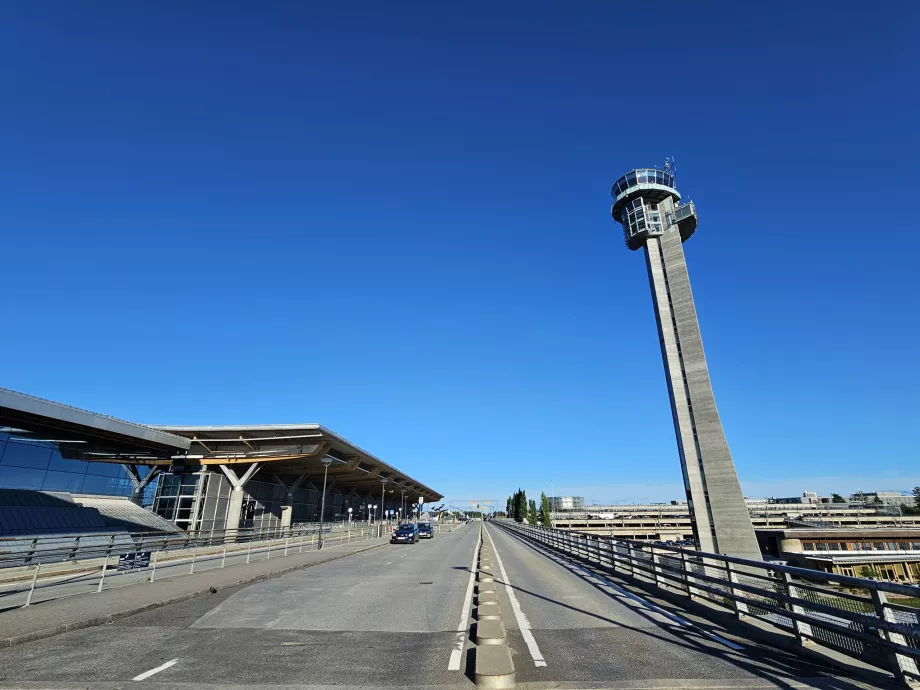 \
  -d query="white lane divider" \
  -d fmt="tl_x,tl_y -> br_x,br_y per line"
448,530 -> 482,671
132,658 -> 179,681
488,526 -> 547,667
563,556 -> 745,652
